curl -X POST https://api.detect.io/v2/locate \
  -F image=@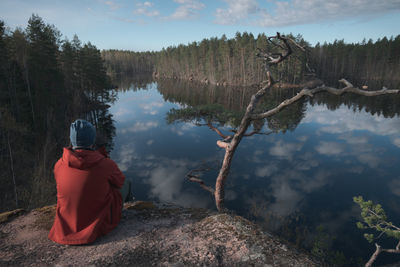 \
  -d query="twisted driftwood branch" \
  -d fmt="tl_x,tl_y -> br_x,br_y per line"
366,241 -> 400,267
251,79 -> 399,120
186,168 -> 214,195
